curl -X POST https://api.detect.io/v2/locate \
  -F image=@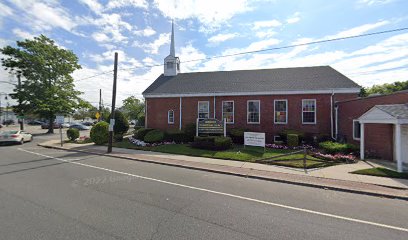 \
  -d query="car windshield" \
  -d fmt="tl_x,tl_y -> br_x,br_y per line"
0,131 -> 18,135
